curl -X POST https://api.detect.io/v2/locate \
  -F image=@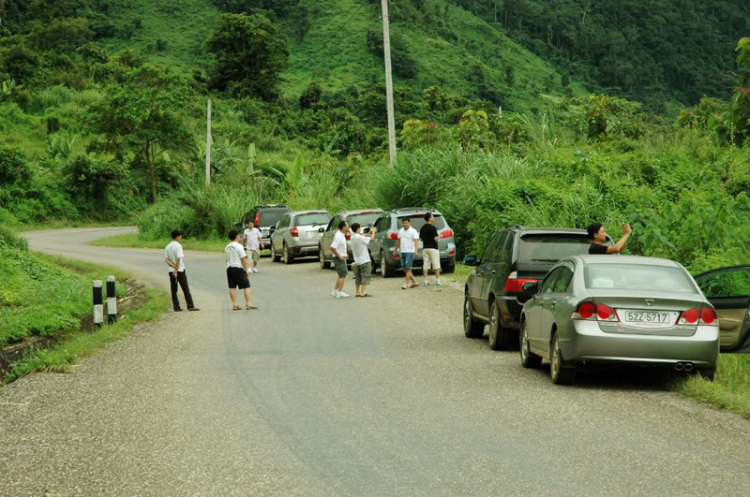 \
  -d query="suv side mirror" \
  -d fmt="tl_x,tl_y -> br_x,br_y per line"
318,227 -> 325,233
464,255 -> 479,267
522,282 -> 539,294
